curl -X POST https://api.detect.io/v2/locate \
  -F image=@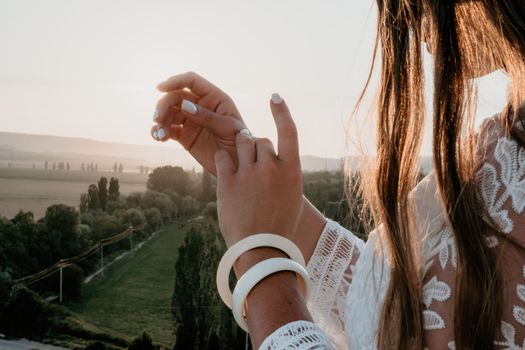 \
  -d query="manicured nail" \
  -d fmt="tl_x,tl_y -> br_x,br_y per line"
153,109 -> 160,122
239,128 -> 251,136
271,93 -> 283,105
181,99 -> 197,115
157,128 -> 166,140
153,130 -> 159,140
